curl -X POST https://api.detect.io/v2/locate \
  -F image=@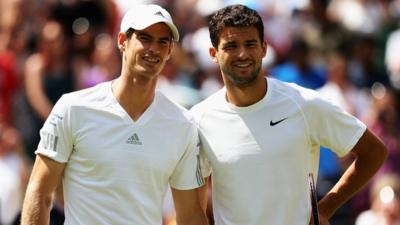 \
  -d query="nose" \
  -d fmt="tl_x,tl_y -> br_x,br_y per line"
148,42 -> 161,54
237,46 -> 249,59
